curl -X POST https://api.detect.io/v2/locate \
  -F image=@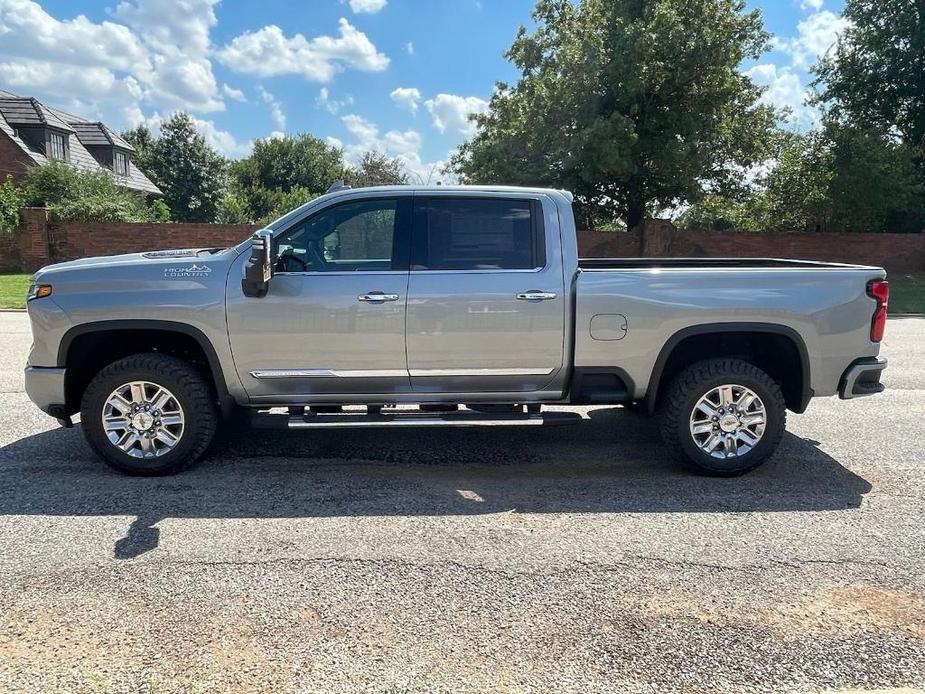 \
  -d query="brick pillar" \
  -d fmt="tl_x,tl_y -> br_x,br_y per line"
640,219 -> 676,257
18,207 -> 51,271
